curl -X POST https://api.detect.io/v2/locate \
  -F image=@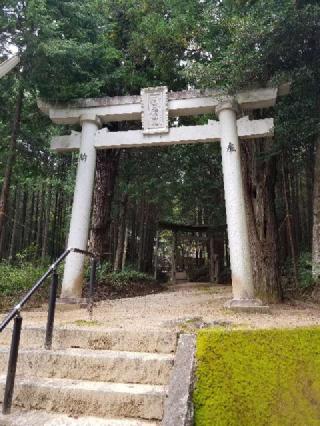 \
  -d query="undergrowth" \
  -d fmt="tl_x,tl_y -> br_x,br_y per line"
104,269 -> 154,289
94,261 -> 155,289
0,256 -> 157,311
0,262 -> 48,296
0,246 -> 51,310
298,252 -> 315,289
